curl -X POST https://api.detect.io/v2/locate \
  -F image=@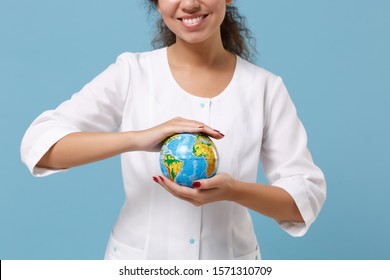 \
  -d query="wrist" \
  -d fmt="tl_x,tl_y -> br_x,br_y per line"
227,177 -> 241,202
115,131 -> 139,152
124,129 -> 162,152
